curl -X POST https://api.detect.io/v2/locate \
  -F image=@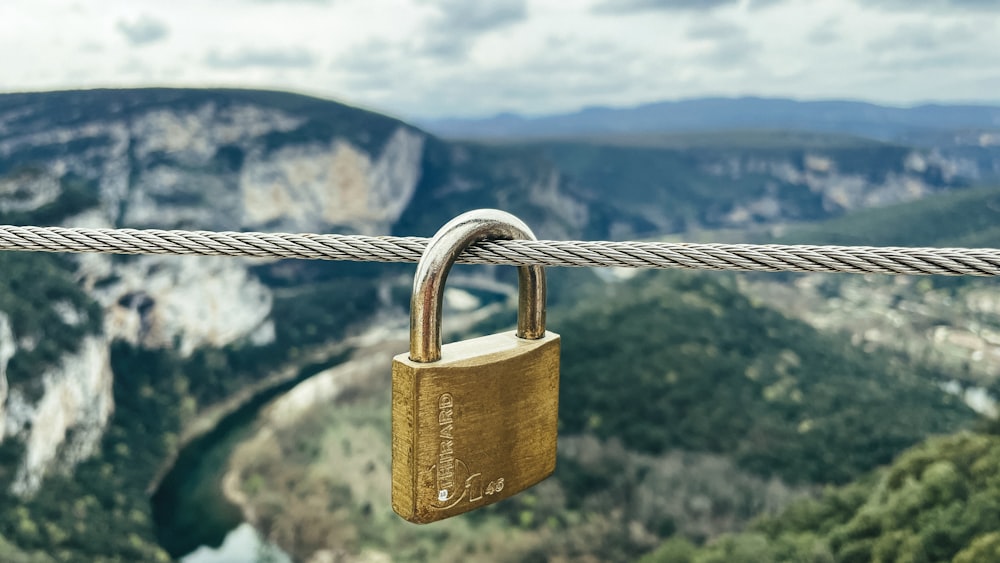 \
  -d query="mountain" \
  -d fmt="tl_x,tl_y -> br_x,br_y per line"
0,88 -> 591,238
511,133 -> 977,236
0,88 -> 597,560
0,88 -> 994,561
736,185 -> 1000,421
421,97 -> 1000,142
